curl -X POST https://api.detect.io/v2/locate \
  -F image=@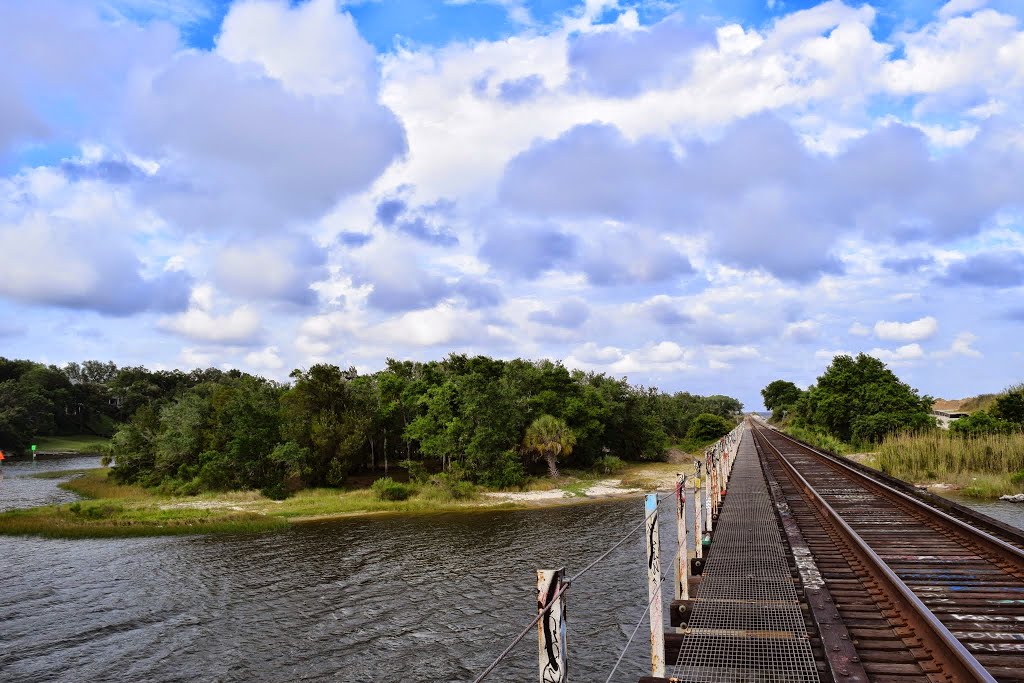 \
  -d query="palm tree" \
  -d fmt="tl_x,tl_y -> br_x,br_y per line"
524,415 -> 577,478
